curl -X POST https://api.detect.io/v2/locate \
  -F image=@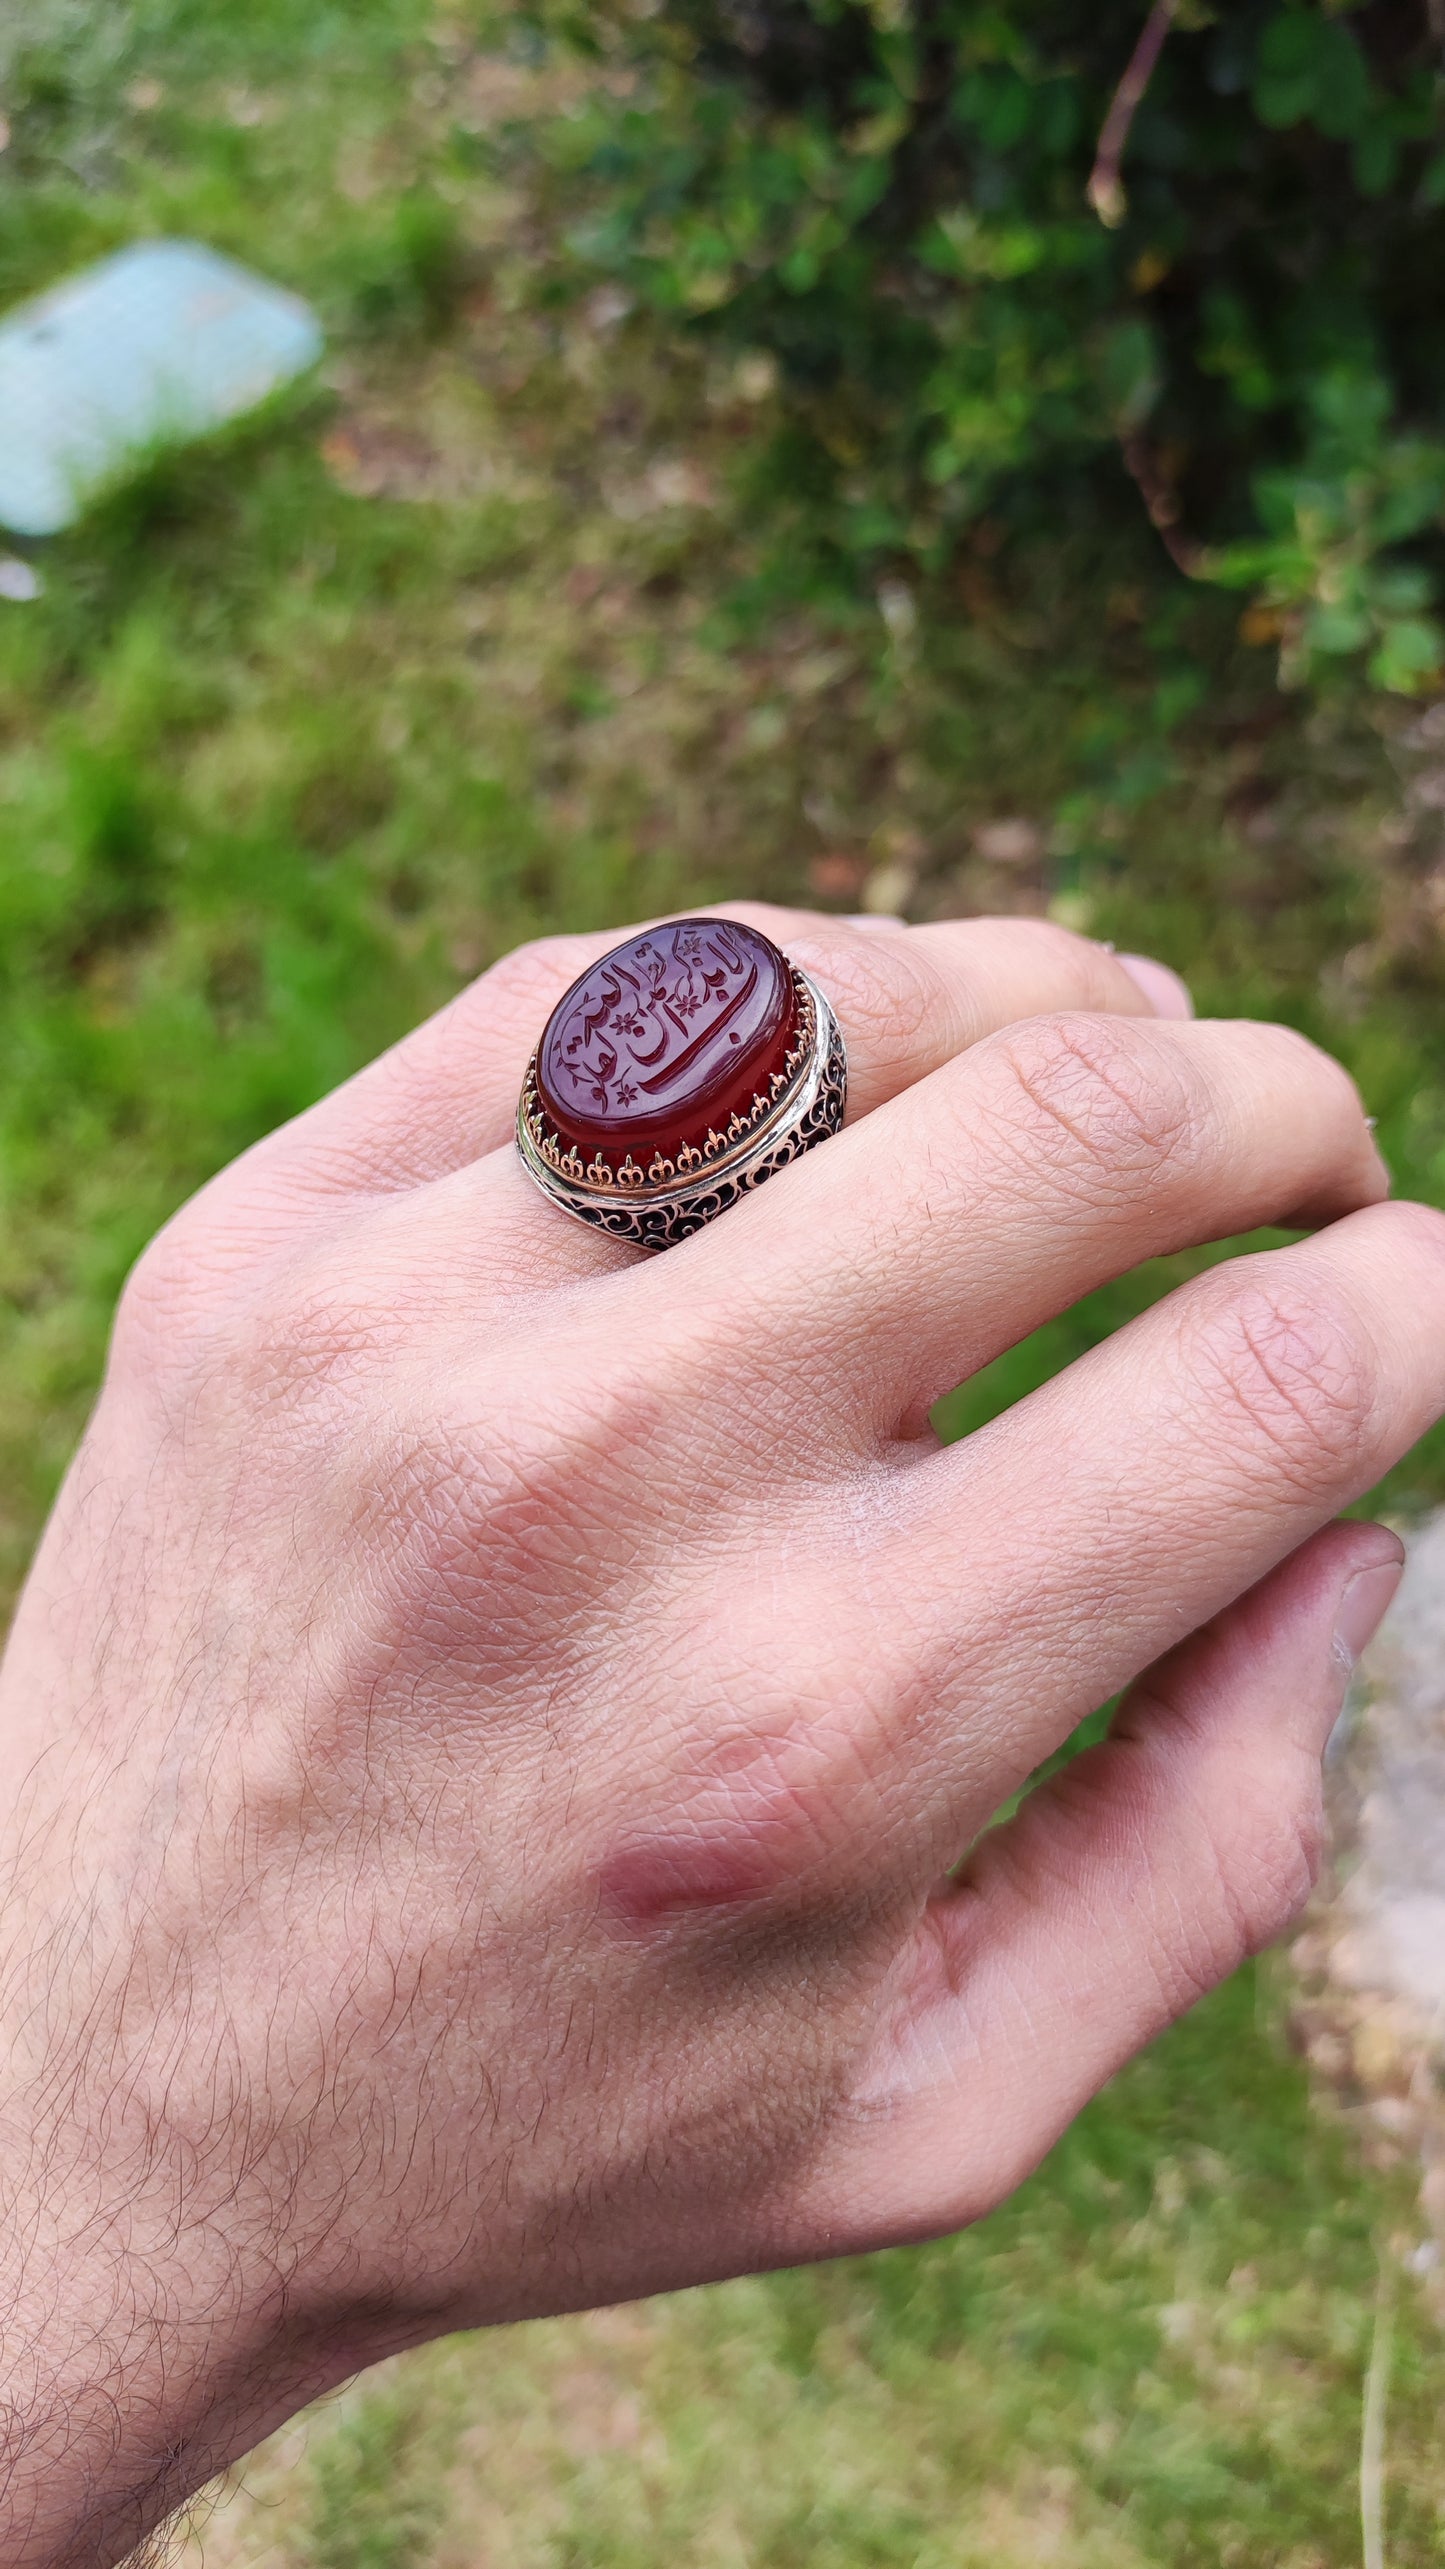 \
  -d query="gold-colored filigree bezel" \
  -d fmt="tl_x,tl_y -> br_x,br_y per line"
518,967 -> 818,1198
